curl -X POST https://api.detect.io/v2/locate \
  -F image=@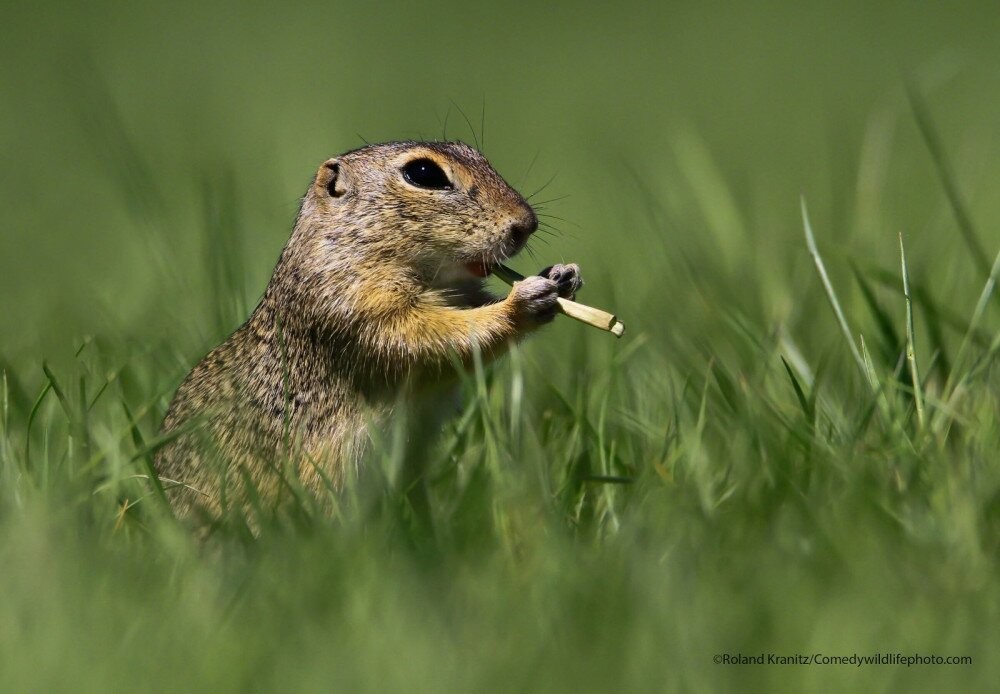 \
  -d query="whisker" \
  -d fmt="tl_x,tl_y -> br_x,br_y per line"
526,173 -> 558,201
480,95 -> 487,153
440,104 -> 452,140
536,213 -> 571,223
450,99 -> 480,151
530,195 -> 570,207
518,148 -> 541,188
